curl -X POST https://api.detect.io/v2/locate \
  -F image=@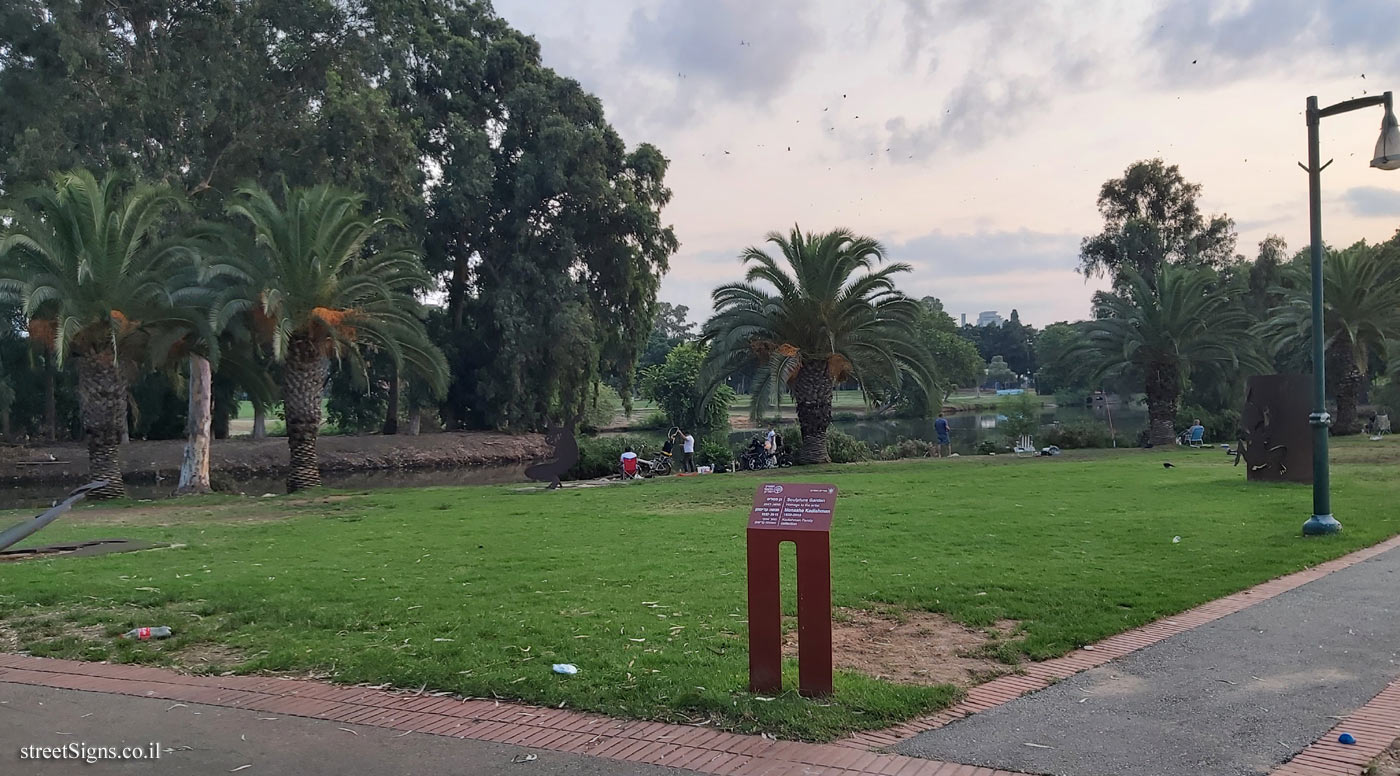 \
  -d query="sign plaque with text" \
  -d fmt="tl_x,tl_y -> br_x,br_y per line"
745,483 -> 837,697
747,483 -> 837,531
